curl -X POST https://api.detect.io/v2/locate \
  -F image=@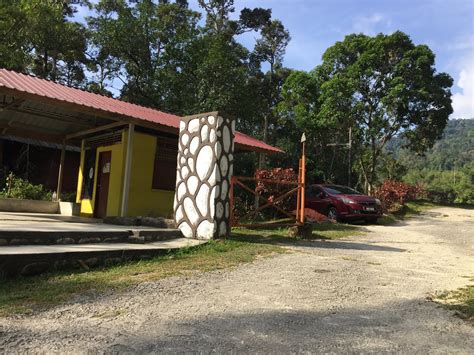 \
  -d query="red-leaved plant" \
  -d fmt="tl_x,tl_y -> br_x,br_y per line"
374,180 -> 425,211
